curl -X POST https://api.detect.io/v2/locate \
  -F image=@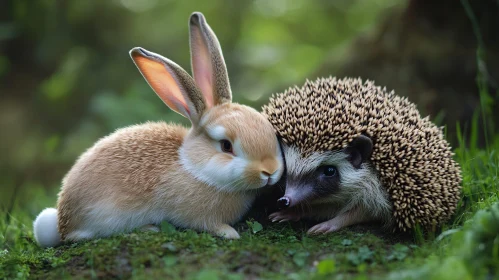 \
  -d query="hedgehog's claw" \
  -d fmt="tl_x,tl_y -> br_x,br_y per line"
308,207 -> 369,235
307,221 -> 341,235
269,210 -> 301,223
